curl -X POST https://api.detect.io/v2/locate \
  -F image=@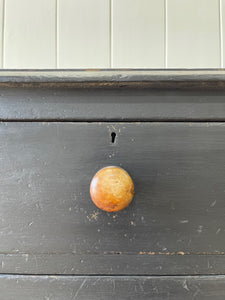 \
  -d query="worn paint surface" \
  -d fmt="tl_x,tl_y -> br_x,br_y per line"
0,275 -> 225,299
1,77 -> 225,122
0,72 -> 225,298
0,122 -> 225,275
